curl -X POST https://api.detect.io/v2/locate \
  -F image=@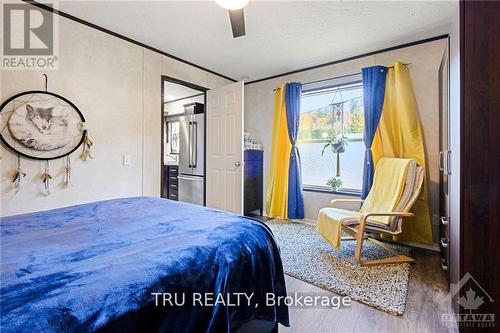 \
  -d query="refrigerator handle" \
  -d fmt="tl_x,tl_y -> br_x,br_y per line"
164,118 -> 169,144
188,121 -> 192,168
192,121 -> 197,168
